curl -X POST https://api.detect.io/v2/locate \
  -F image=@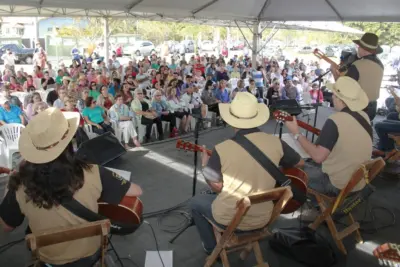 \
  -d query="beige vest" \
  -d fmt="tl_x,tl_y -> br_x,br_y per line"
353,58 -> 383,101
322,112 -> 372,191
212,132 -> 282,231
16,165 -> 102,265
